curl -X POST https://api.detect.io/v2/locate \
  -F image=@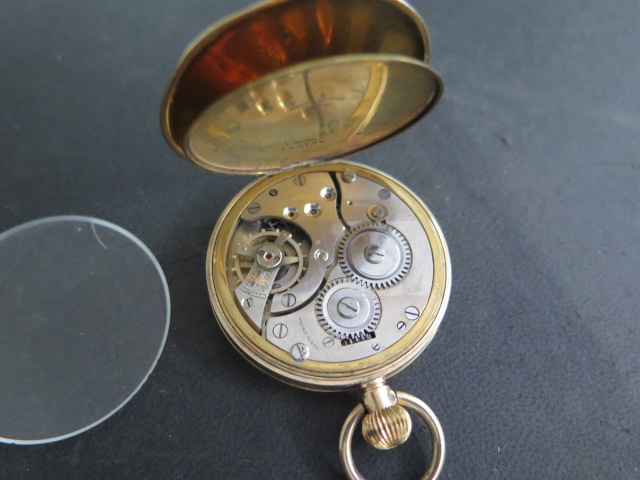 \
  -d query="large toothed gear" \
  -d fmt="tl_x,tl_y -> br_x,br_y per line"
338,222 -> 412,289
233,229 -> 305,293
316,278 -> 381,343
